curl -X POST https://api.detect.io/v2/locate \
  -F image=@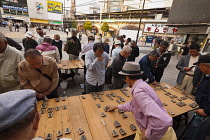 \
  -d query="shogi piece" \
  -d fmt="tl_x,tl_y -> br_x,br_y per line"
118,109 -> 124,114
80,135 -> 87,140
122,114 -> 128,118
112,130 -> 119,137
78,128 -> 85,135
55,98 -> 60,102
114,121 -> 121,128
101,112 -> 106,117
65,128 -> 71,134
119,128 -> 126,136
104,106 -> 109,112
96,104 -> 101,108
57,130 -> 63,137
45,133 -> 52,140
130,124 -> 137,131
